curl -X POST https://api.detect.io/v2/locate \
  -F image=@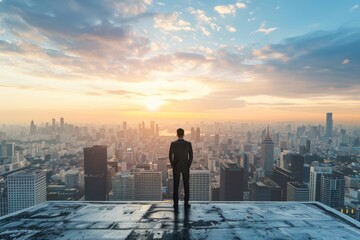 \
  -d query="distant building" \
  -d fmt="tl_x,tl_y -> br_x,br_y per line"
260,127 -> 274,176
325,112 -> 333,138
287,182 -> 309,201
272,167 -> 294,201
195,127 -> 201,142
309,164 -> 332,201
249,177 -> 281,201
110,172 -> 134,201
220,160 -> 245,201
7,170 -> 46,213
65,169 -> 79,189
84,145 -> 107,201
0,140 -> 15,164
210,183 -> 220,201
321,172 -> 345,209
134,170 -> 162,201
190,167 -> 210,201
